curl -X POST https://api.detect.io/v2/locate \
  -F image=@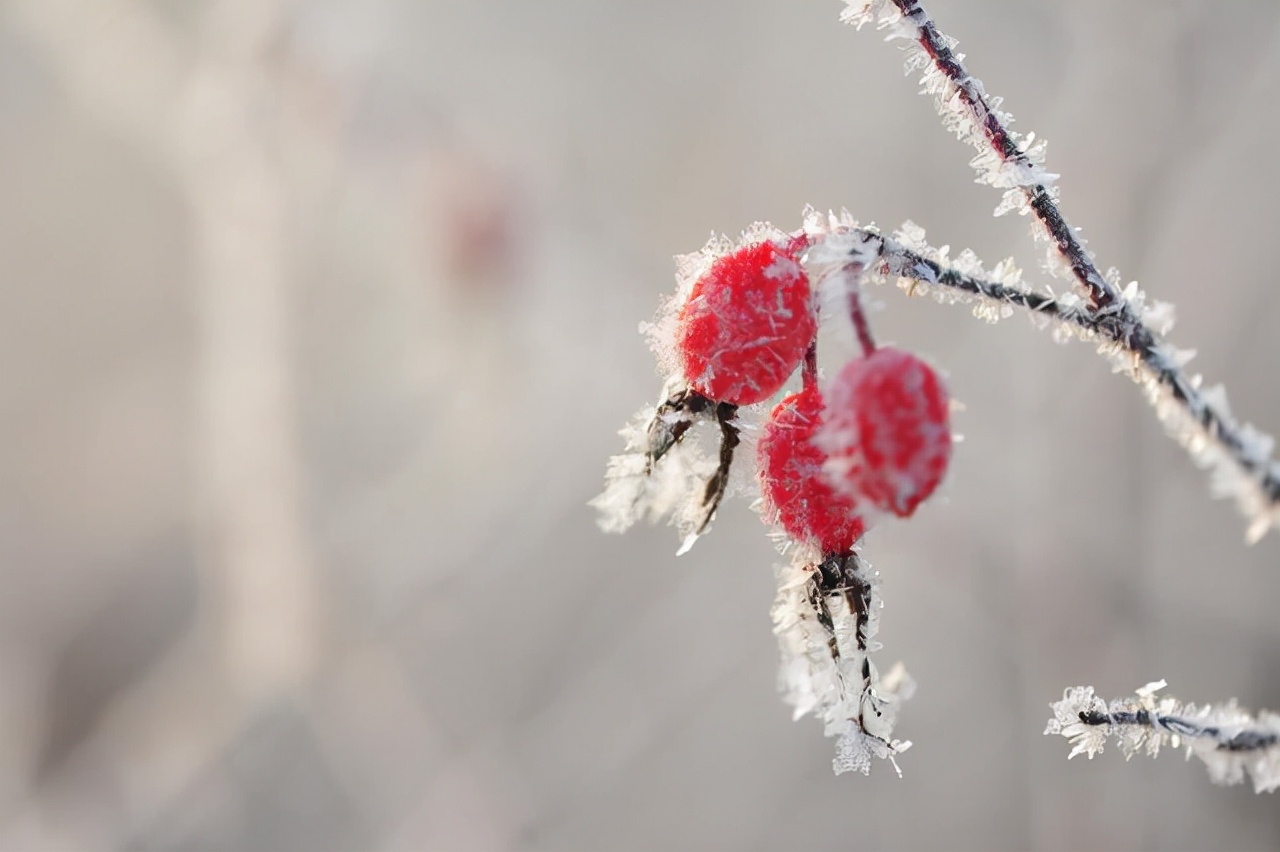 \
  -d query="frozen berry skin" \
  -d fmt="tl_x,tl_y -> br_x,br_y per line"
758,386 -> 865,553
675,241 -> 816,406
821,347 -> 951,518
